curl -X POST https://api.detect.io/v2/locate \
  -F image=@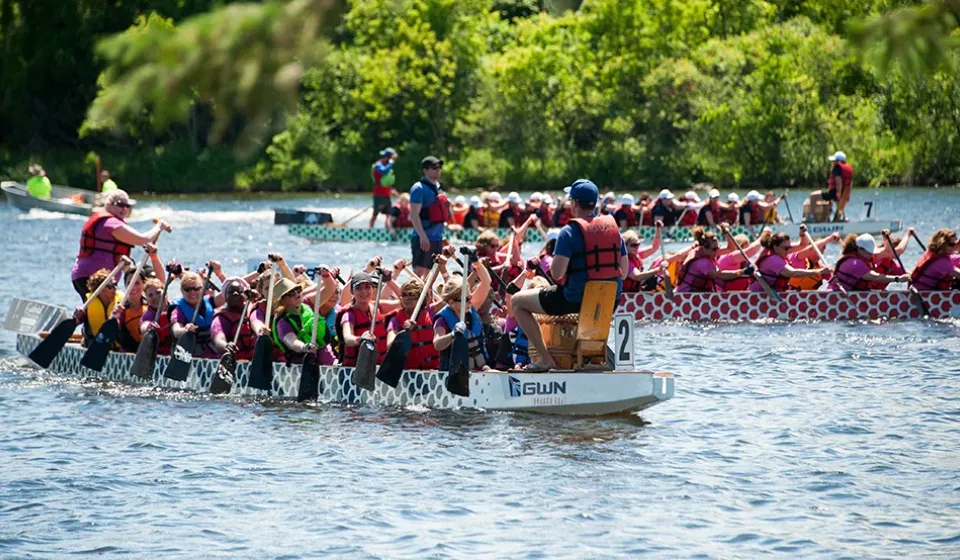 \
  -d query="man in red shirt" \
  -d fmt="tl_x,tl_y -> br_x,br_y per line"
810,151 -> 854,222
371,148 -> 399,228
